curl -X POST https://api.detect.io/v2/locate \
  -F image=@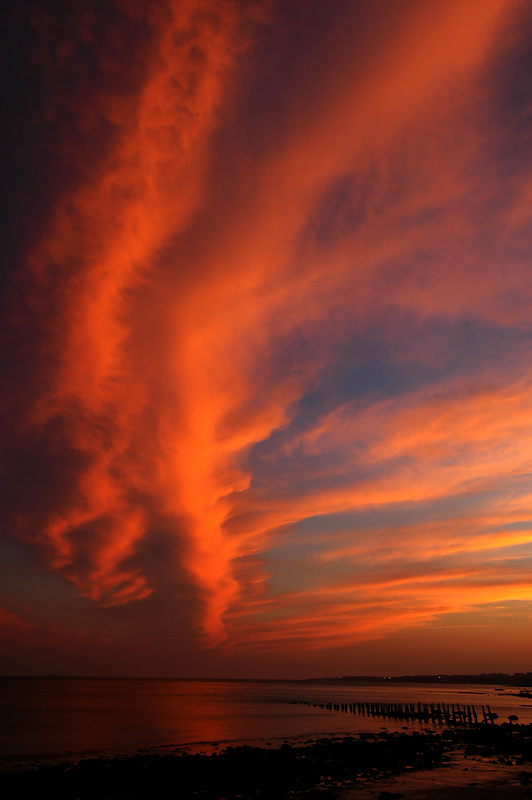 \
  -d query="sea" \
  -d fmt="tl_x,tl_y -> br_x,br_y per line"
1,677 -> 531,768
